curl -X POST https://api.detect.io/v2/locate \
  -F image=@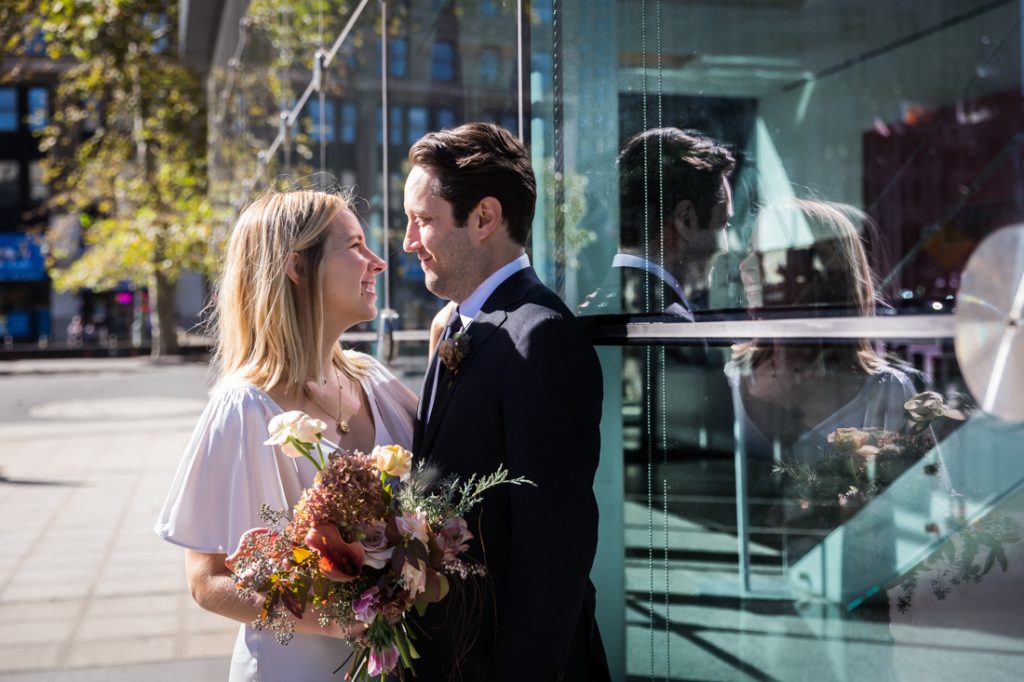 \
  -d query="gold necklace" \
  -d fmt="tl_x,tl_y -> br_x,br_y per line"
304,365 -> 352,436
